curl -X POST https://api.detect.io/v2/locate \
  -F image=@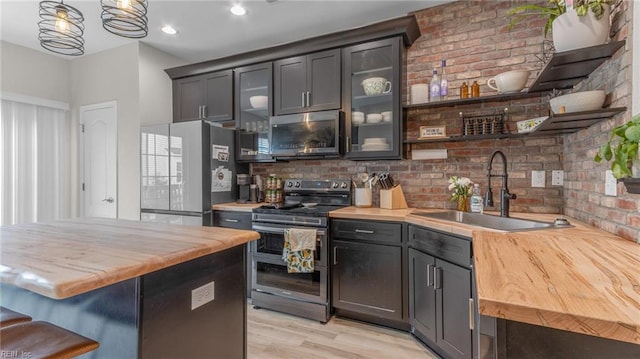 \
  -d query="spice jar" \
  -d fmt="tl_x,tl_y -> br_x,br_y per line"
460,82 -> 468,99
471,81 -> 480,97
